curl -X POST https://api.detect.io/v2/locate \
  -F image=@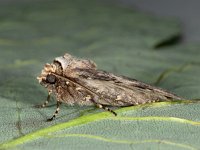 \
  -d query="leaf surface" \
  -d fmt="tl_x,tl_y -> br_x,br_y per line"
0,0 -> 200,150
